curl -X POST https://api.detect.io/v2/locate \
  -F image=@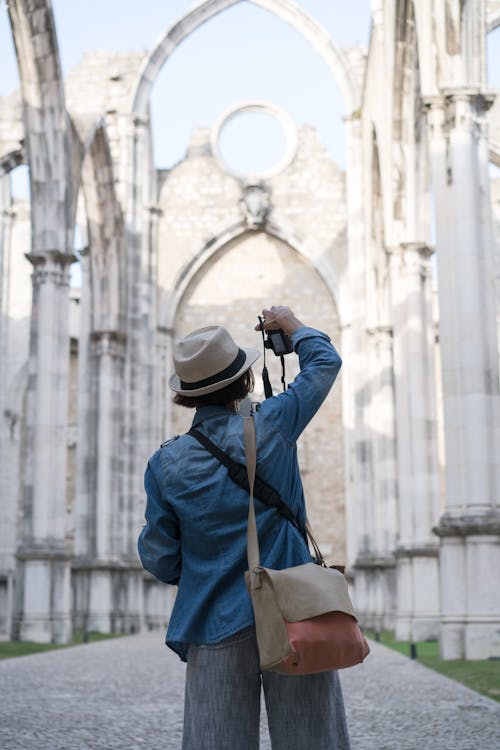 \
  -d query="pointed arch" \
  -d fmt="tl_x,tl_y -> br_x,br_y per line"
161,218 -> 343,331
80,124 -> 124,332
0,147 -> 25,177
392,0 -> 424,235
488,8 -> 500,32
7,0 -> 73,254
130,0 -> 358,117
